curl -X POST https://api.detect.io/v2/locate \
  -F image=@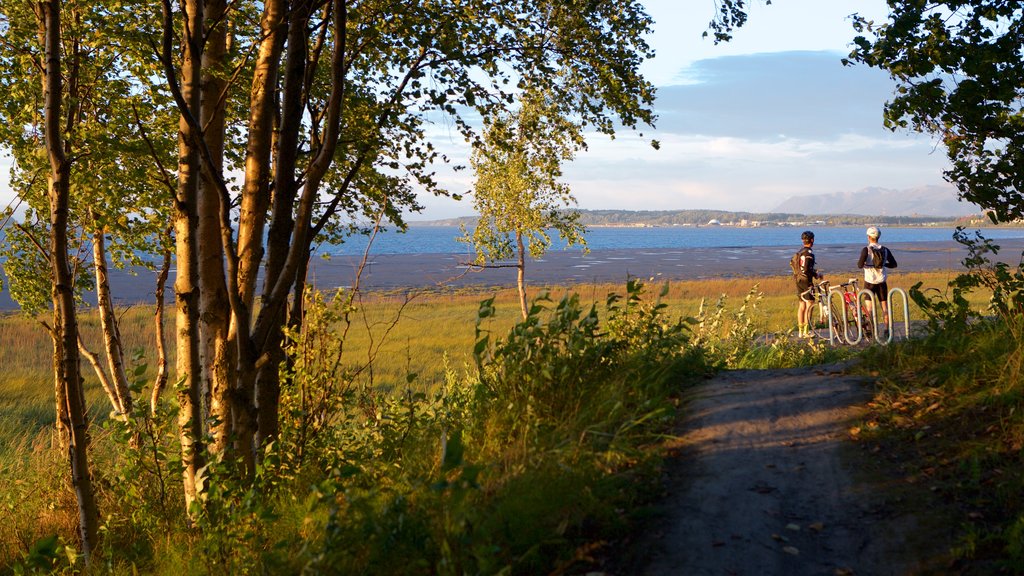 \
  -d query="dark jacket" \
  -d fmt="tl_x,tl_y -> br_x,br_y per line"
797,246 -> 816,283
